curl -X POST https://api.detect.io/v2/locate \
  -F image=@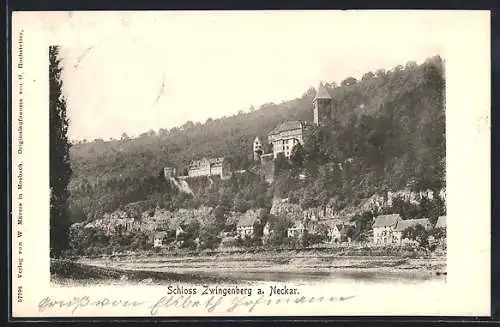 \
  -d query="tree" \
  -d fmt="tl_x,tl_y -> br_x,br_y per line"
402,224 -> 429,248
375,69 -> 387,78
274,153 -> 291,173
361,72 -> 375,81
350,211 -> 374,241
265,214 -> 291,245
66,55 -> 445,229
341,77 -> 357,87
290,143 -> 305,169
50,46 -> 72,257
